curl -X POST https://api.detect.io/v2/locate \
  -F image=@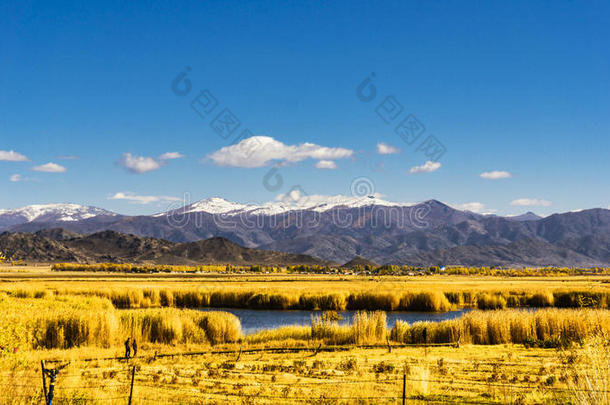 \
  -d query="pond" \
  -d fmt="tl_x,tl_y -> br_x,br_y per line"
199,308 -> 471,334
